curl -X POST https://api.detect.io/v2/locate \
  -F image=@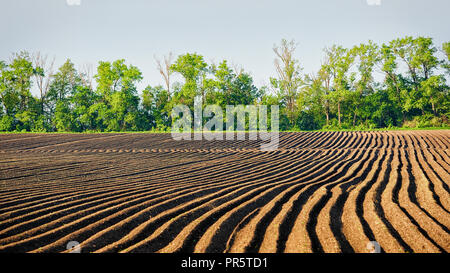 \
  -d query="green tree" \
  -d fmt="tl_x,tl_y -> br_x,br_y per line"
379,42 -> 407,123
301,73 -> 328,130
351,41 -> 379,126
142,85 -> 171,130
47,59 -> 82,131
71,86 -> 99,131
170,53 -> 208,107
323,45 -> 355,127
390,36 -> 440,116
48,60 -> 80,102
0,52 -> 42,131
442,42 -> 450,75
271,39 -> 303,127
420,75 -> 447,115
93,59 -> 143,131
0,60 -> 20,118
